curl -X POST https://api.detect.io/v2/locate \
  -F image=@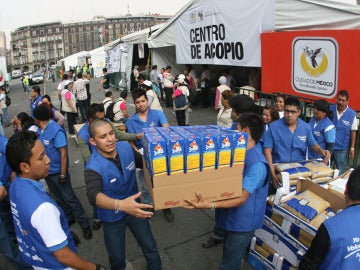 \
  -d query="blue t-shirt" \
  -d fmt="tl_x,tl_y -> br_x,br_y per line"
126,109 -> 168,149
242,162 -> 267,194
